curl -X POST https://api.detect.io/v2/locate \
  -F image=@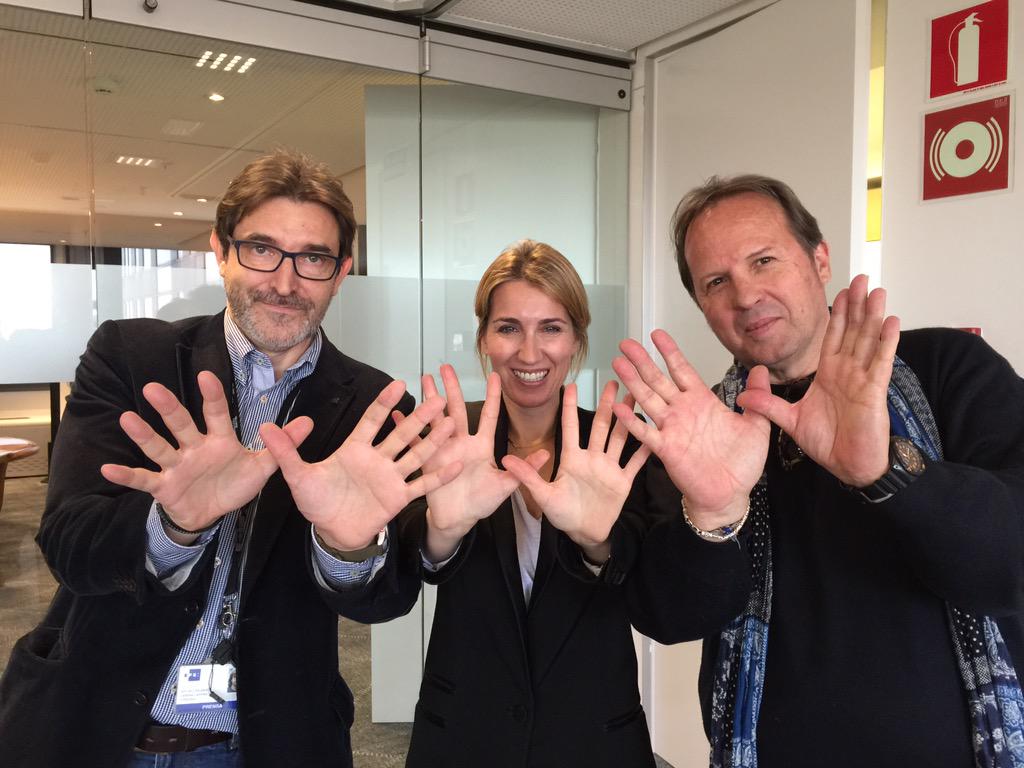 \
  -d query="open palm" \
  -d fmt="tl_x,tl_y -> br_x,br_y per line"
261,379 -> 460,551
612,330 -> 770,529
101,371 -> 311,532
502,381 -> 649,551
736,275 -> 899,487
